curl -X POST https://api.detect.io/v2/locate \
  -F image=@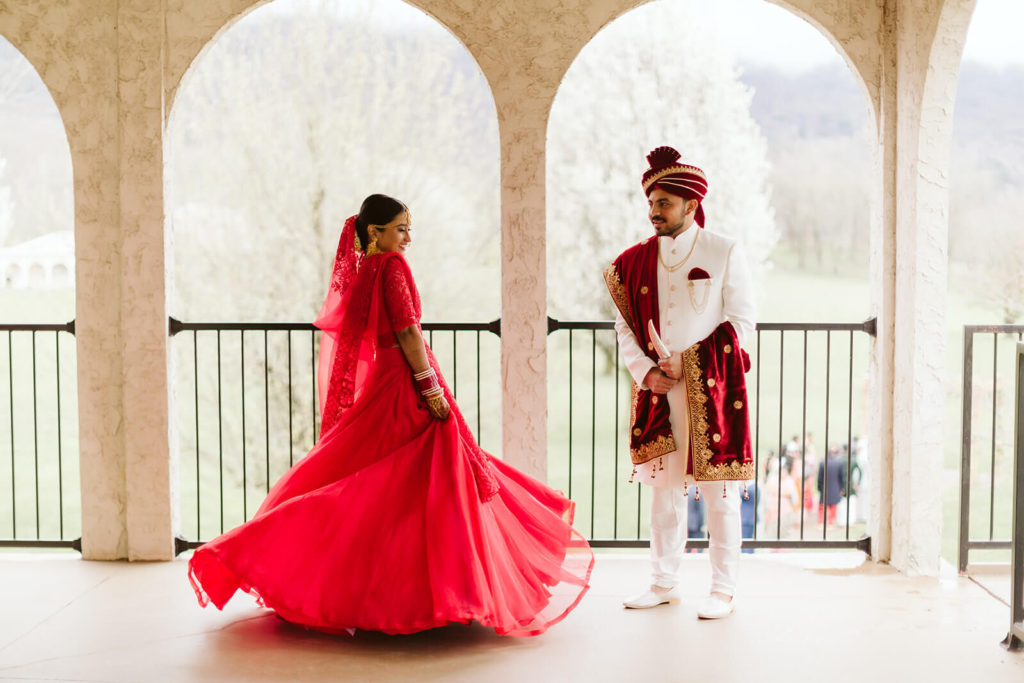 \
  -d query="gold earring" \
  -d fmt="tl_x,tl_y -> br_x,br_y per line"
365,231 -> 381,256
